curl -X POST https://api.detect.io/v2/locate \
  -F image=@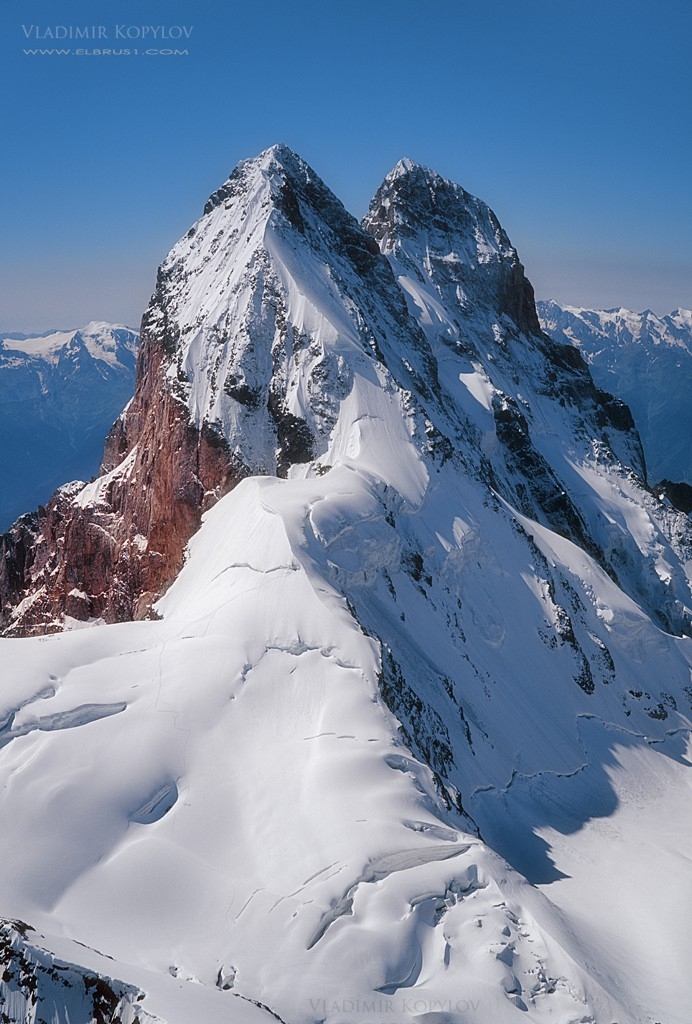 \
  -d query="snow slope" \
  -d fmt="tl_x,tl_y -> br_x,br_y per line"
0,323 -> 138,530
538,300 -> 692,485
1,147 -> 691,1024
0,474 -> 650,1024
